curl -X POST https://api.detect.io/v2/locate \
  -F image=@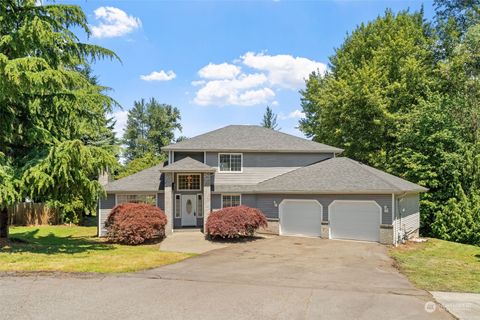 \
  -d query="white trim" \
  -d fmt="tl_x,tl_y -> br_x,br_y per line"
218,153 -> 243,173
168,151 -> 172,165
97,199 -> 101,237
203,151 -> 207,164
176,173 -> 202,191
210,190 -> 422,195
220,194 -> 242,208
278,199 -> 323,237
327,200 -> 382,241
163,148 -> 343,154
174,194 -> 181,218
392,193 -> 396,245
